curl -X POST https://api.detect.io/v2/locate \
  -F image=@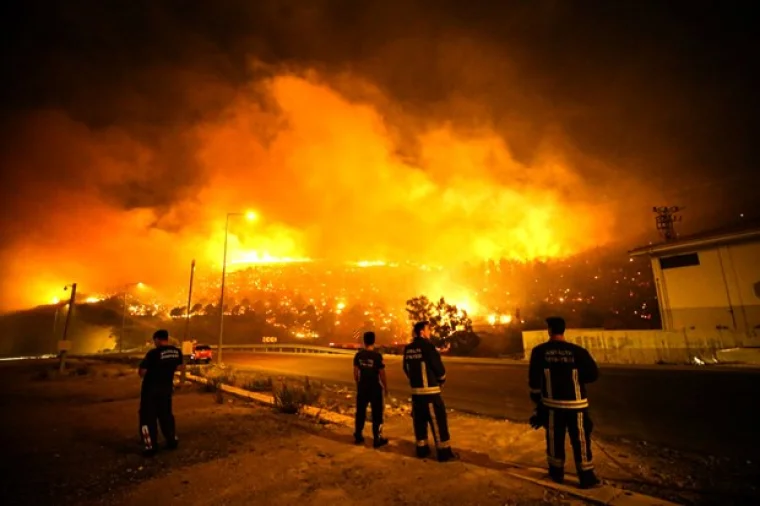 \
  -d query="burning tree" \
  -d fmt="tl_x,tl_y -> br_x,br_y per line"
405,295 -> 479,355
